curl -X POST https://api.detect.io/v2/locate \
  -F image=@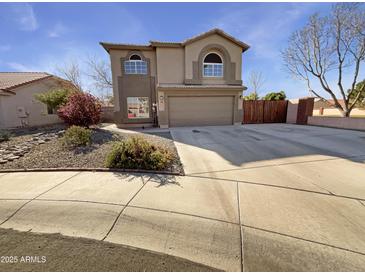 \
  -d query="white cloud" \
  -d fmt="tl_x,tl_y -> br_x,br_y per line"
0,45 -> 11,51
12,3 -> 38,31
7,62 -> 34,71
207,3 -> 314,60
200,3 -> 326,98
48,22 -> 67,38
